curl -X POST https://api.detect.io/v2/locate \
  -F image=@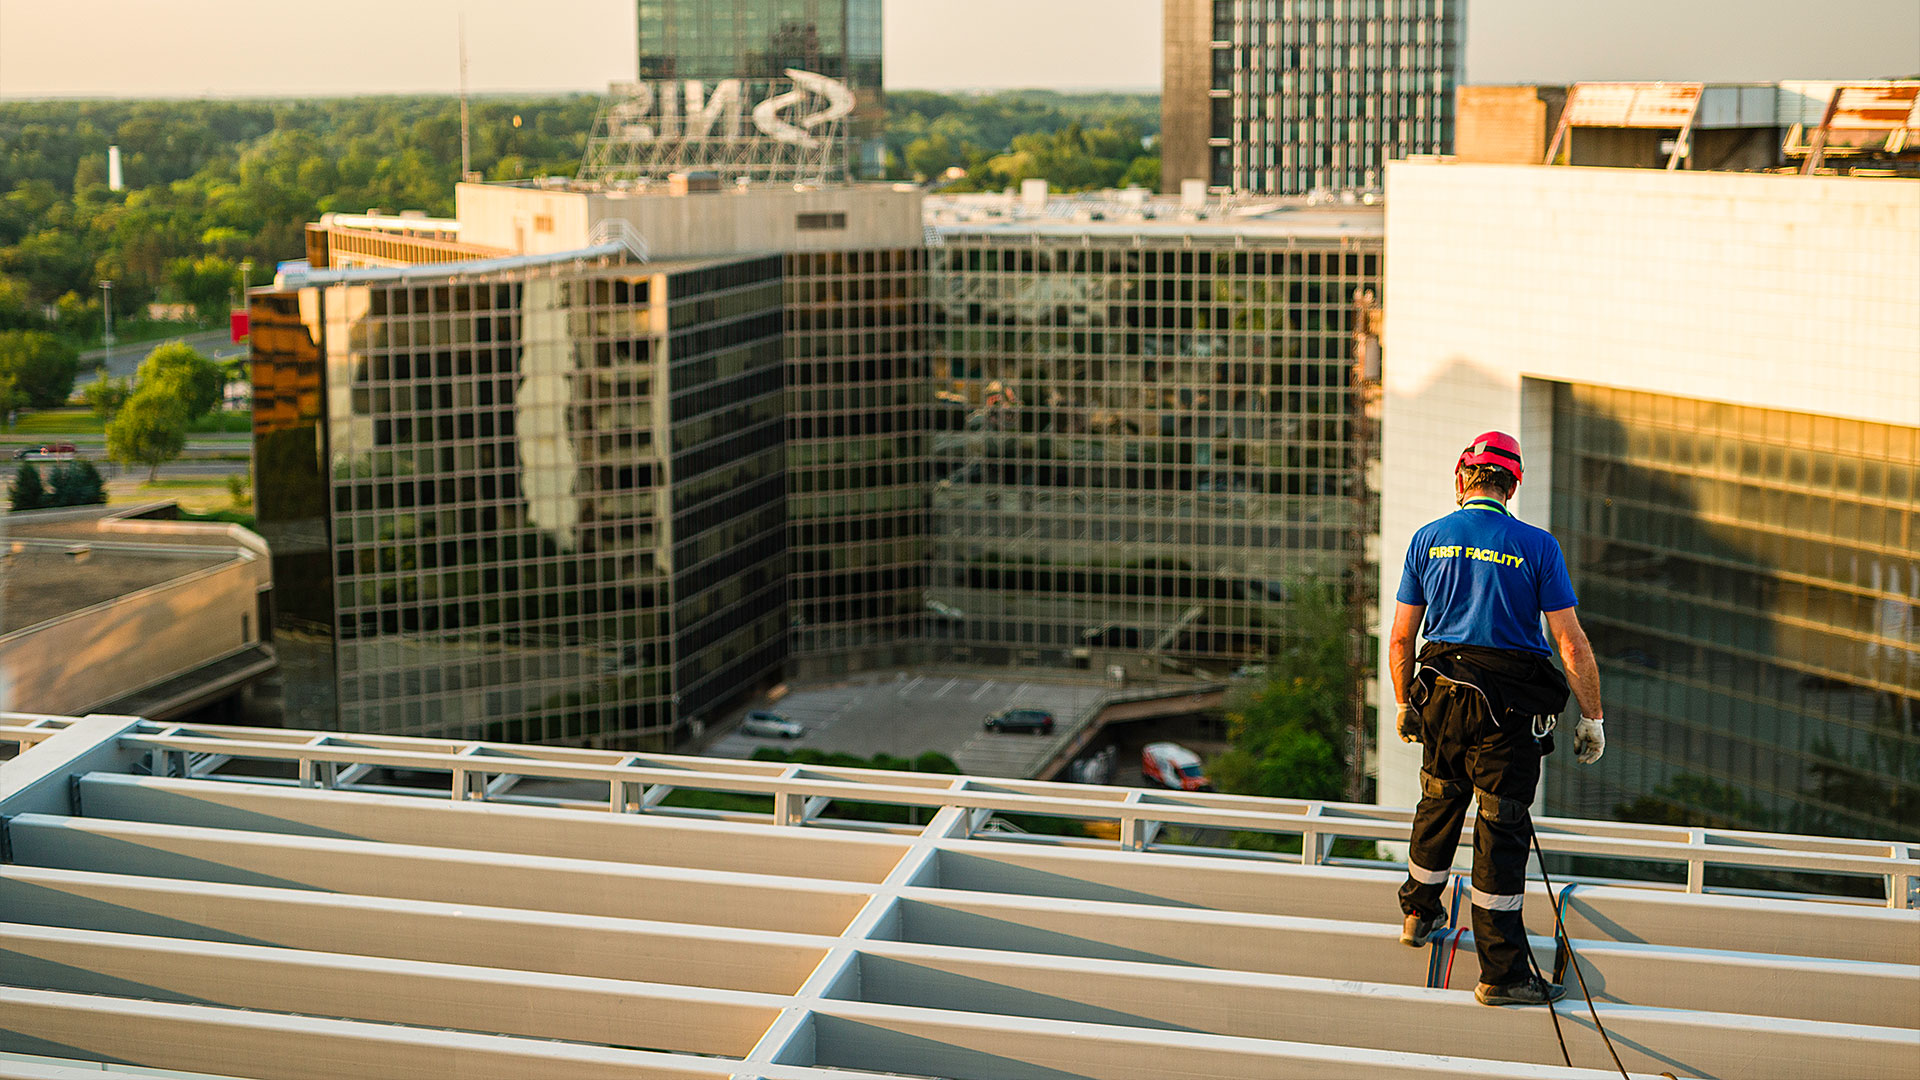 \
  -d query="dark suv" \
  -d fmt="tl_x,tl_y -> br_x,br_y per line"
984,708 -> 1054,735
